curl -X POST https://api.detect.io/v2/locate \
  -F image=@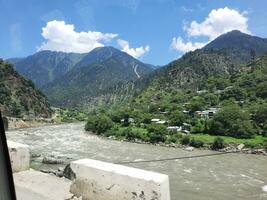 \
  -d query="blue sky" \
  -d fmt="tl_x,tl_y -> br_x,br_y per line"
0,0 -> 267,65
